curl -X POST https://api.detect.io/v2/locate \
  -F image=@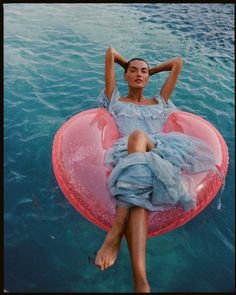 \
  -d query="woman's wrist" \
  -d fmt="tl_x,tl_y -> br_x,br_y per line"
116,58 -> 127,70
